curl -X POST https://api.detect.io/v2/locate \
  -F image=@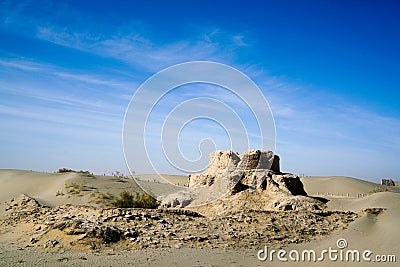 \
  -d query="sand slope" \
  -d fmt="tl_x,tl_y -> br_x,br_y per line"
0,169 -> 143,210
301,176 -> 400,197
1,170 -> 399,266
0,170 -> 76,205
274,192 -> 400,266
259,176 -> 400,266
